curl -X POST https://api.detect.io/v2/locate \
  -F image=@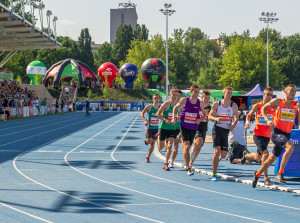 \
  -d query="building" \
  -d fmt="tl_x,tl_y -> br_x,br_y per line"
110,2 -> 138,44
